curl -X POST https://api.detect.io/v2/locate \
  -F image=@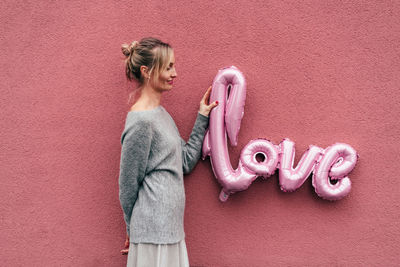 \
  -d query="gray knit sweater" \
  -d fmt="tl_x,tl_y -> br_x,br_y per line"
118,105 -> 209,244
